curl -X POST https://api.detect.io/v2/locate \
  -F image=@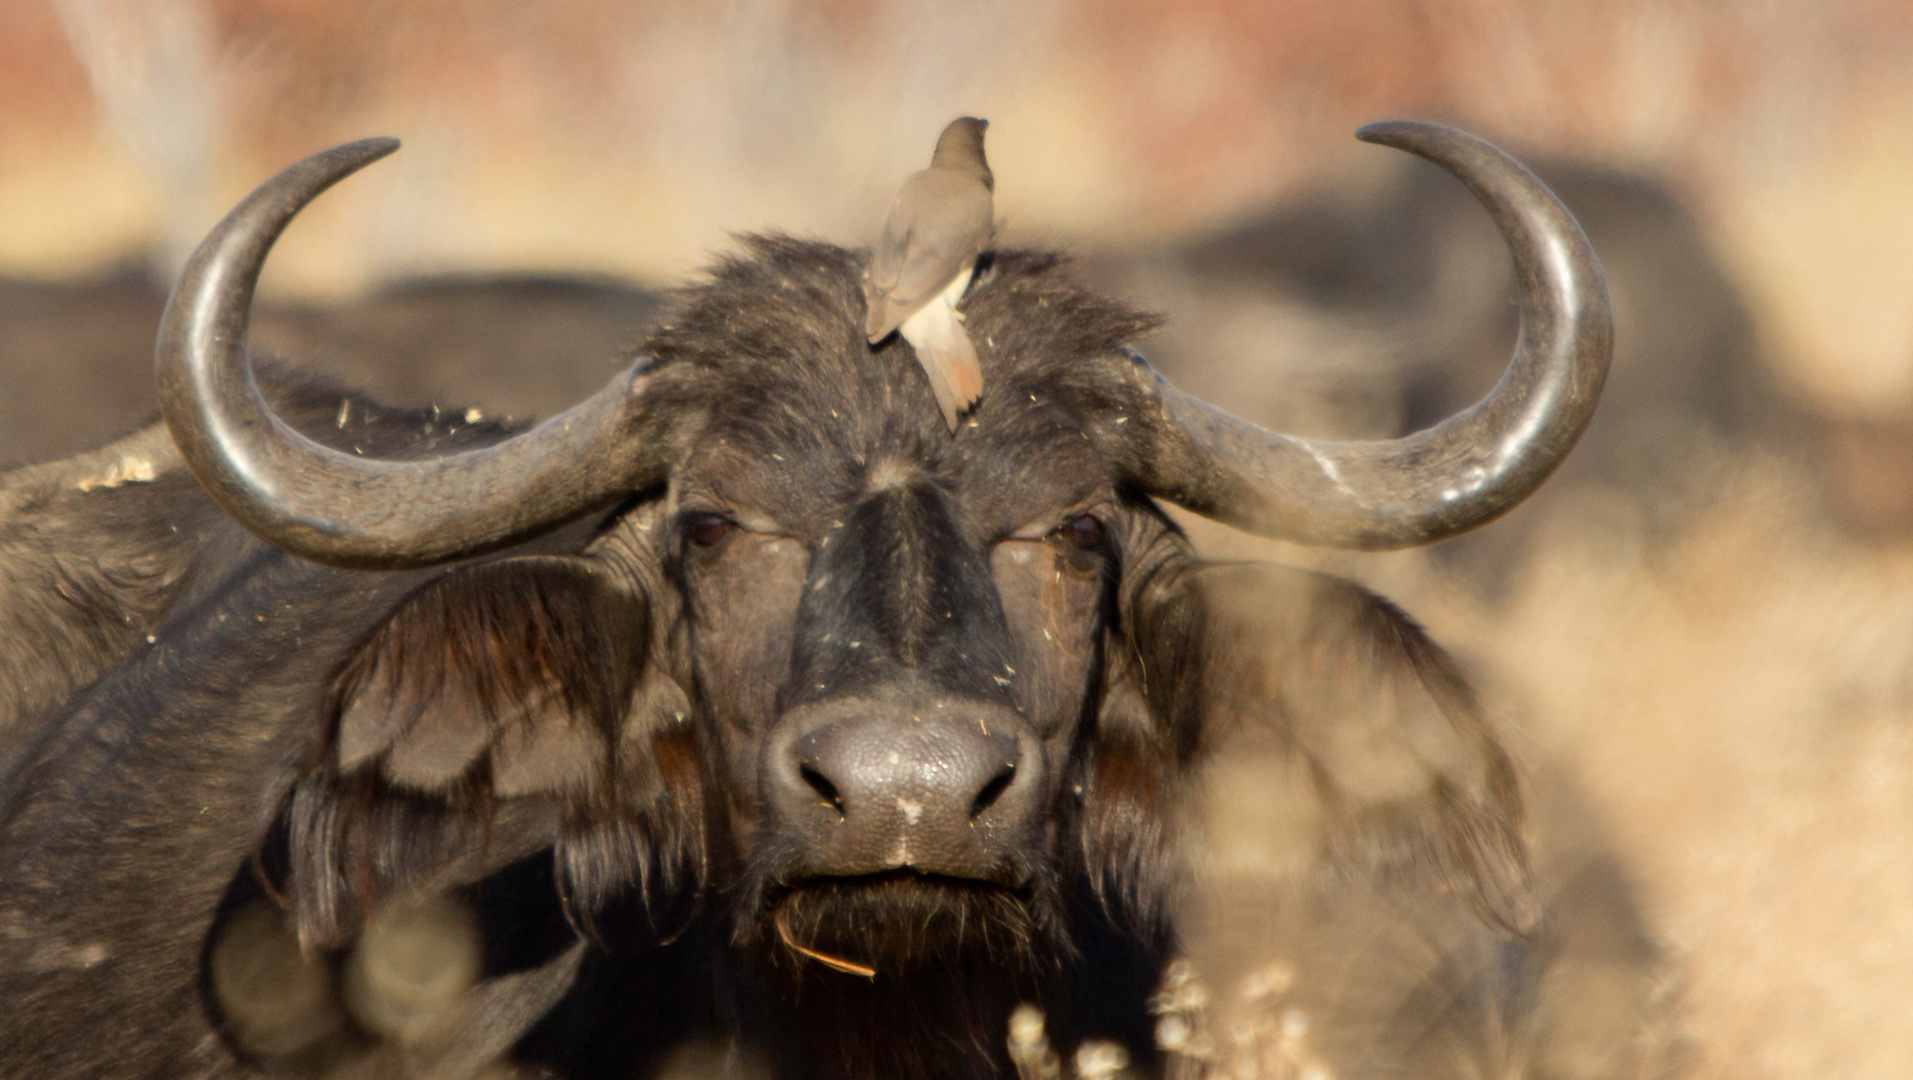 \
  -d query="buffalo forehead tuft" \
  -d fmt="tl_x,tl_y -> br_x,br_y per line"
642,237 -> 1164,448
